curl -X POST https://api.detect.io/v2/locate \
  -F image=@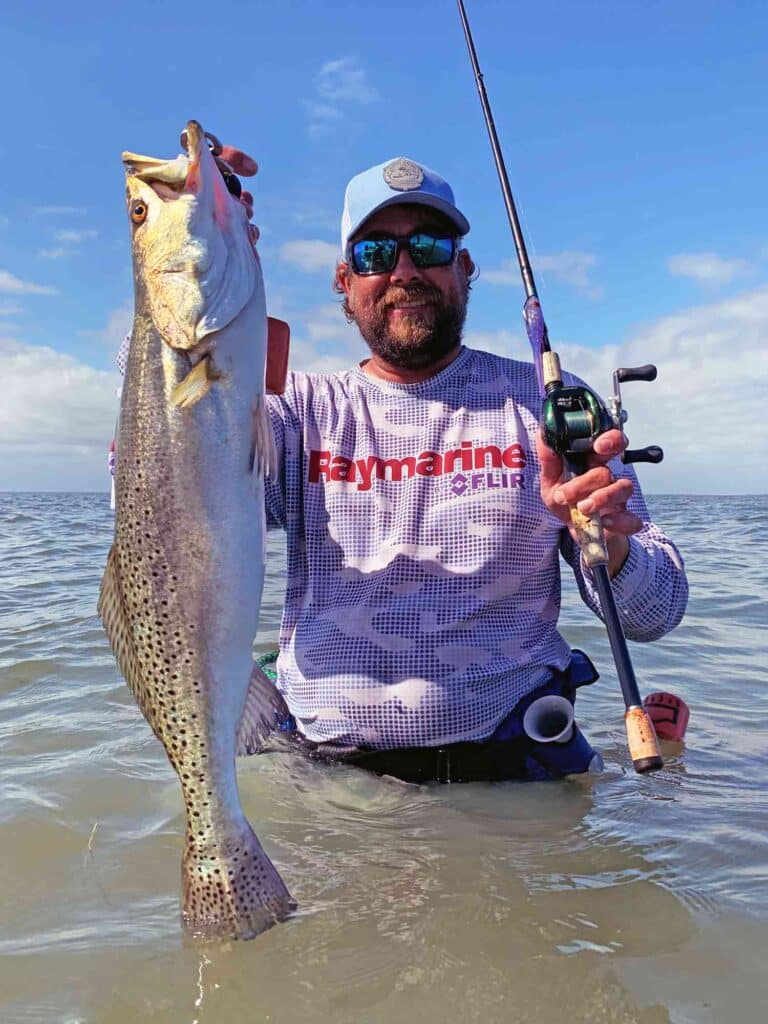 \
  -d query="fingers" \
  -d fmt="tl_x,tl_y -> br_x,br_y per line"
590,429 -> 627,465
535,430 -> 566,488
556,471 -> 633,516
240,189 -> 254,221
219,145 -> 258,177
536,427 -> 640,535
